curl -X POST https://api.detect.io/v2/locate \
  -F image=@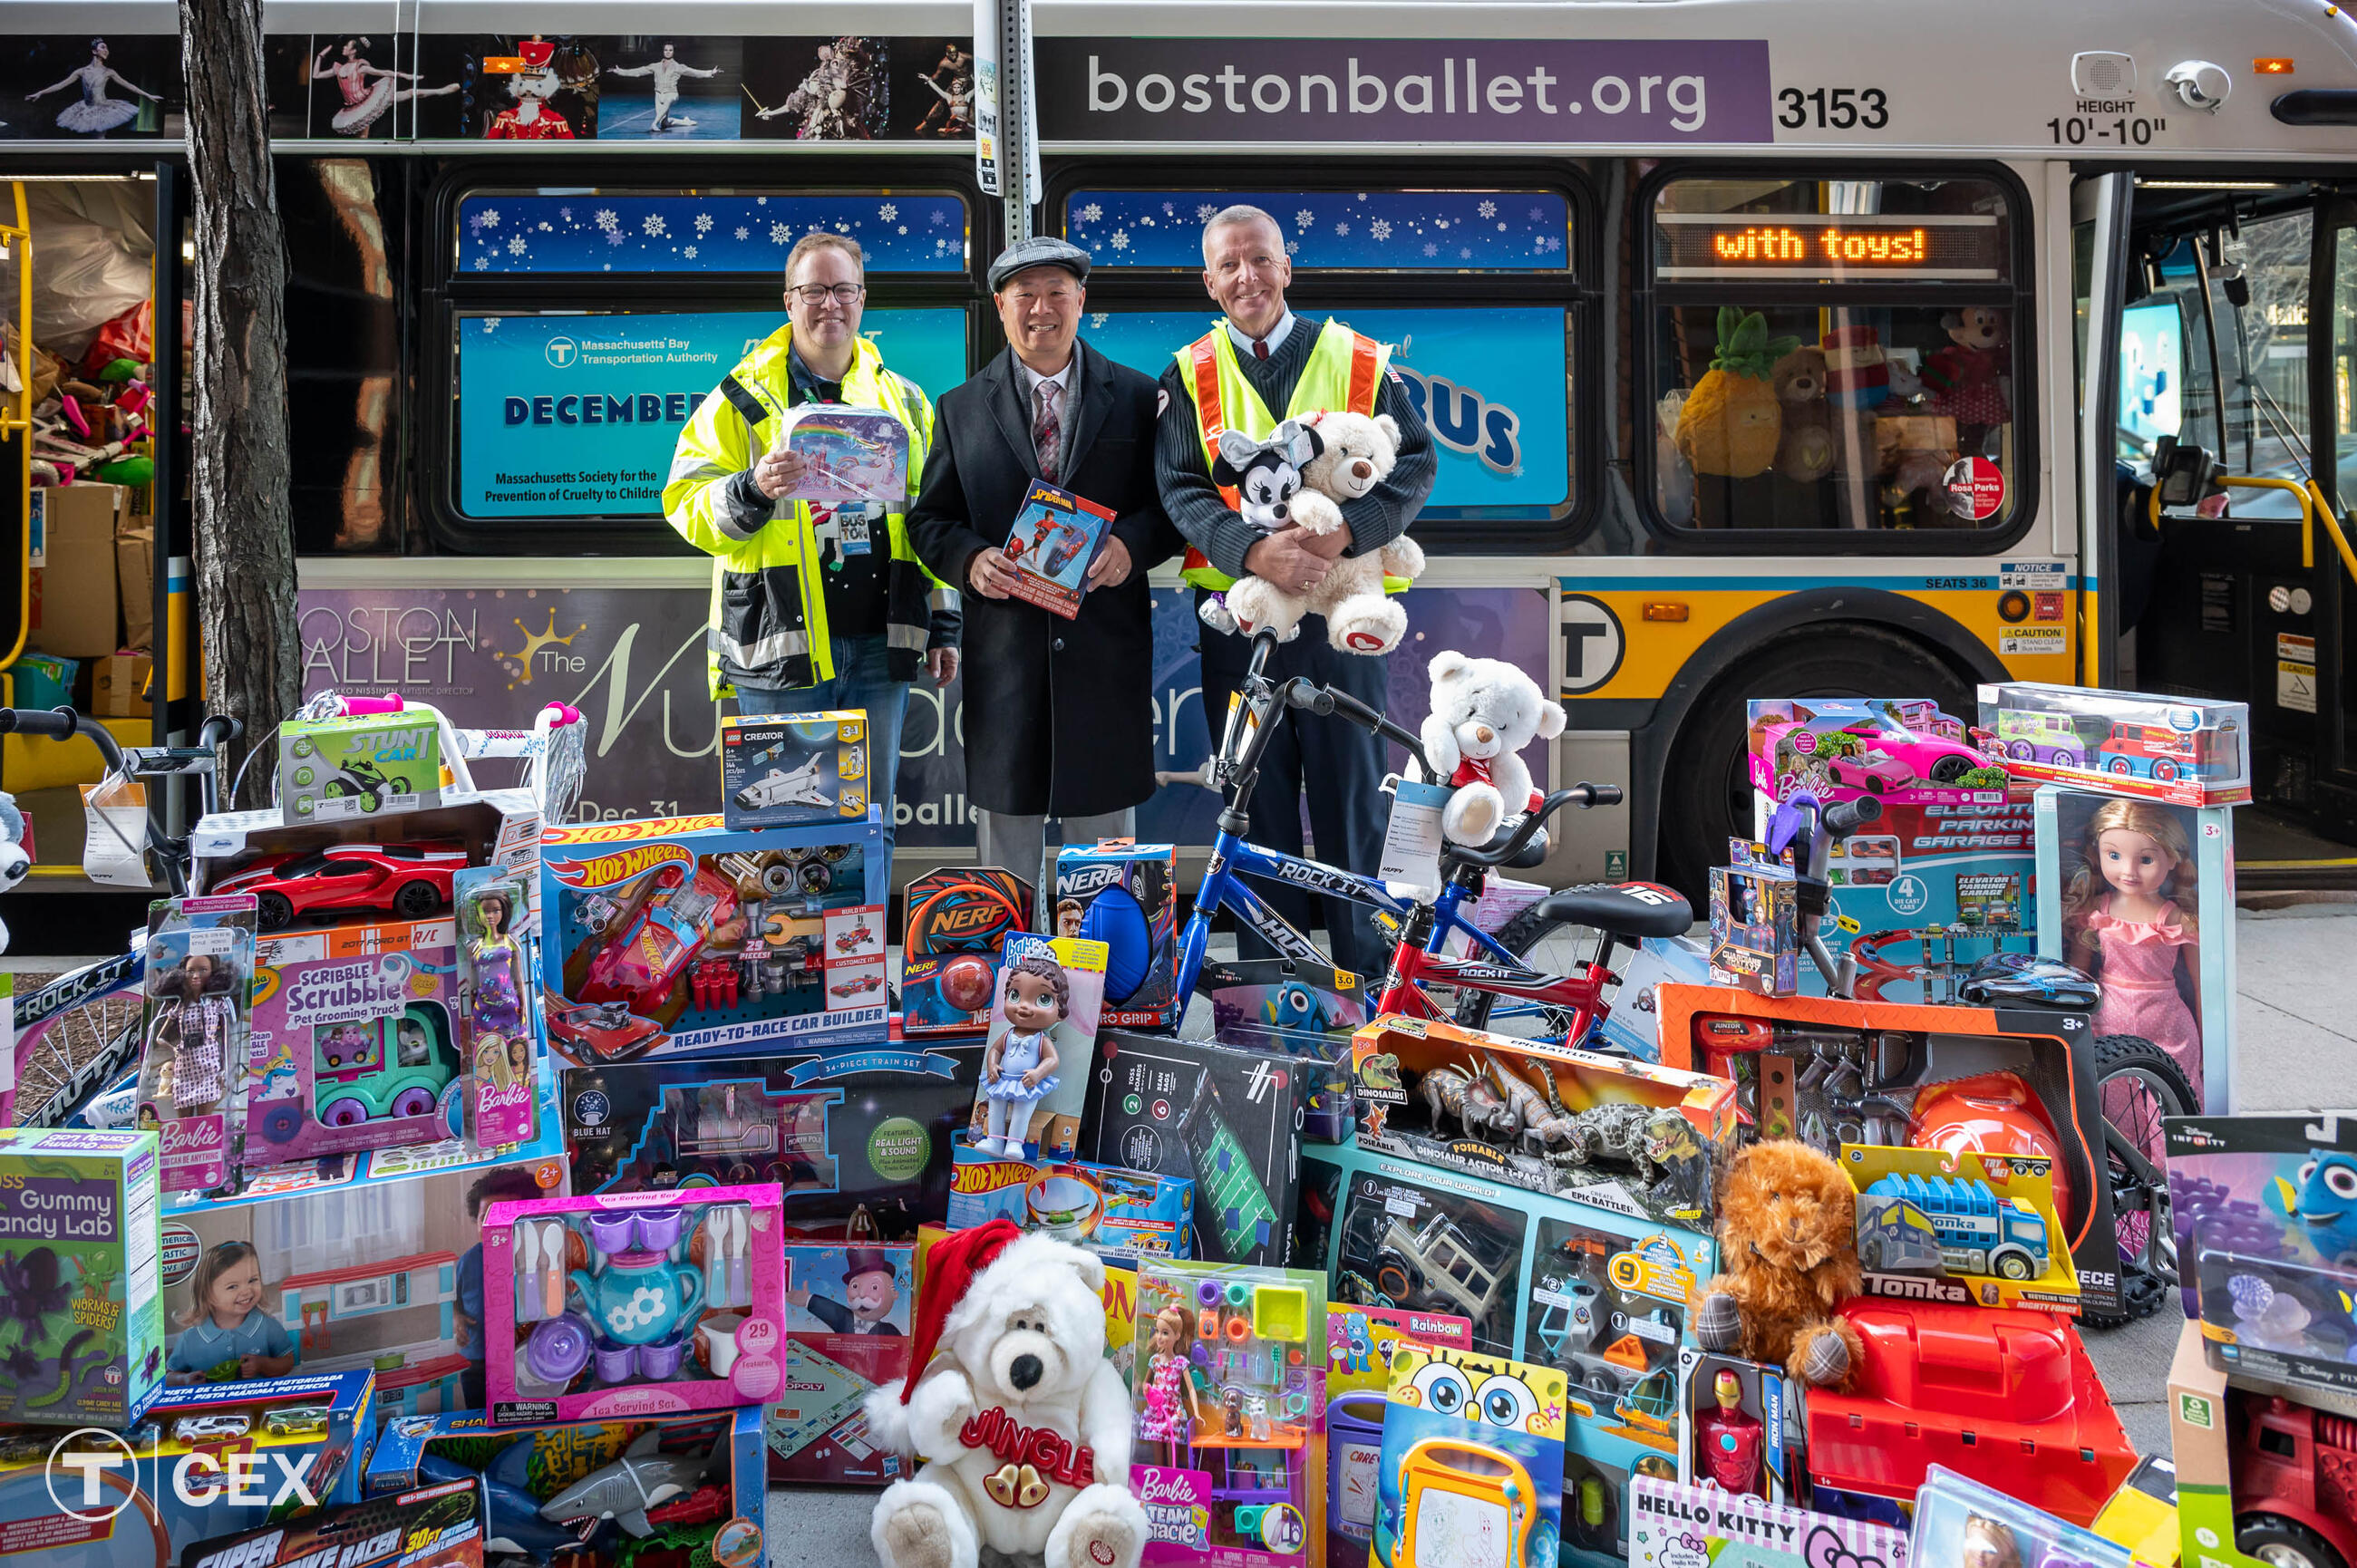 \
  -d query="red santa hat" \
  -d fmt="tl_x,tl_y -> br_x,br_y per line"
897,1217 -> 1023,1405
